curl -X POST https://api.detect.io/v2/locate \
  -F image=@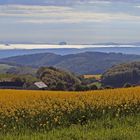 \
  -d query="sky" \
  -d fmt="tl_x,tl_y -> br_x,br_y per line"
0,0 -> 140,44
